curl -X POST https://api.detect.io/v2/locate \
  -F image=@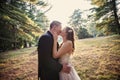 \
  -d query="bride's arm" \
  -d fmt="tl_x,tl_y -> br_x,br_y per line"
53,37 -> 72,58
53,38 -> 58,58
